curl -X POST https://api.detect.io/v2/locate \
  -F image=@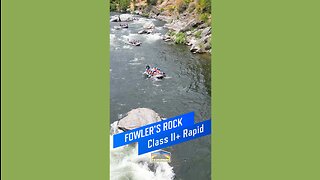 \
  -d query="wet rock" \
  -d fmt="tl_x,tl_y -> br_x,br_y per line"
162,34 -> 172,41
110,15 -> 120,22
117,108 -> 162,131
114,26 -> 121,30
143,22 -> 155,29
190,39 -> 207,54
138,29 -> 153,34
134,10 -> 142,15
190,43 -> 199,53
119,14 -> 133,22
